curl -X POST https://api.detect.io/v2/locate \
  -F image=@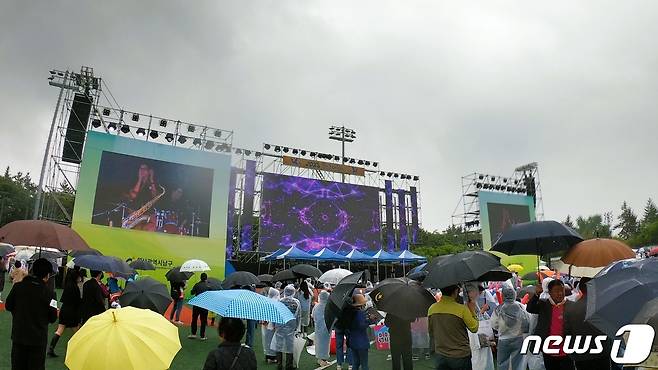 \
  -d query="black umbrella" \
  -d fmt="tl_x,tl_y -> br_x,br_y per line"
222,271 -> 259,289
258,274 -> 274,283
407,270 -> 428,282
129,259 -> 156,271
324,271 -> 366,330
491,220 -> 583,258
421,254 -> 453,273
29,250 -> 67,261
585,258 -> 658,337
272,269 -> 297,282
119,277 -> 172,314
74,255 -> 134,274
422,250 -> 511,289
207,277 -> 223,290
291,264 -> 322,279
70,248 -> 103,258
0,243 -> 15,257
370,277 -> 435,320
517,285 -> 536,298
165,266 -> 194,282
